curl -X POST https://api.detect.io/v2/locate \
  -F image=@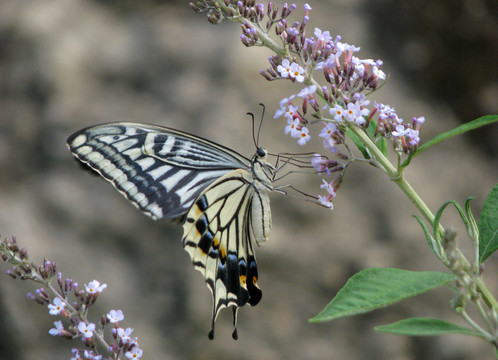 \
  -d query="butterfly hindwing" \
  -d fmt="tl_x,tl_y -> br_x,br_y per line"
182,169 -> 269,339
